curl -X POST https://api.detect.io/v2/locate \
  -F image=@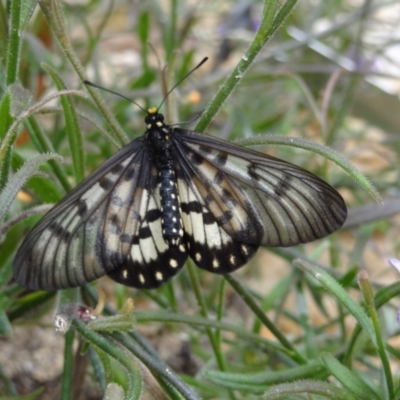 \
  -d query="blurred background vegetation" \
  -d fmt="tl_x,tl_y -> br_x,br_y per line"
1,0 -> 400,399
